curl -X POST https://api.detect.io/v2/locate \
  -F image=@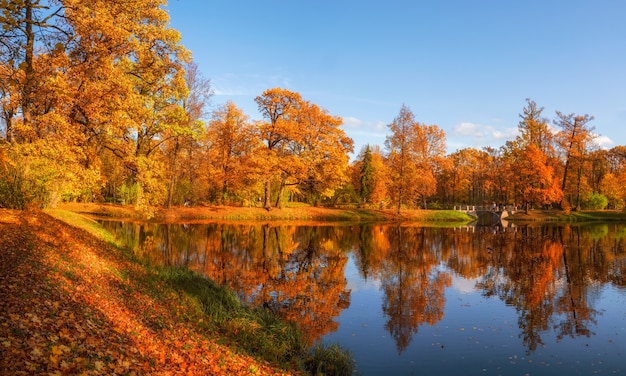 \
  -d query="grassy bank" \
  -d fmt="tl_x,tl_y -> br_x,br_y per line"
57,202 -> 475,224
507,209 -> 626,223
0,208 -> 354,375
